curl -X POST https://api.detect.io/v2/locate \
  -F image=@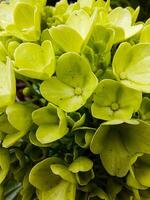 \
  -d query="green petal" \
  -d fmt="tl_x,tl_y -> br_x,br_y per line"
78,0 -> 94,10
7,41 -> 20,59
91,79 -> 142,120
135,165 -> 150,187
40,77 -> 83,112
0,113 -> 17,134
40,76 -> 74,106
32,104 -> 59,126
113,42 -> 150,93
69,157 -> 93,173
13,3 -> 40,41
54,0 -> 68,15
10,0 -> 46,9
76,169 -> 95,186
108,7 -> 143,42
6,103 -> 34,131
88,184 -> 109,200
2,130 -> 26,148
127,6 -> 140,24
68,113 -> 86,130
112,42 -> 131,79
50,164 -> 76,184
0,41 -> 7,62
139,97 -> 150,122
66,9 -> 94,39
0,148 -> 10,184
140,24 -> 150,43
56,52 -> 94,88
41,180 -> 76,200
21,171 -> 34,200
29,157 -> 63,191
88,25 -> 115,54
122,121 -> 150,154
14,40 -> 55,80
91,121 -> 150,177
49,25 -> 84,53
0,58 -> 16,108
36,124 -> 66,144
75,128 -> 94,148
0,3 -> 13,29
29,131 -> 50,147
34,104 -> 68,144
90,124 -> 131,177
